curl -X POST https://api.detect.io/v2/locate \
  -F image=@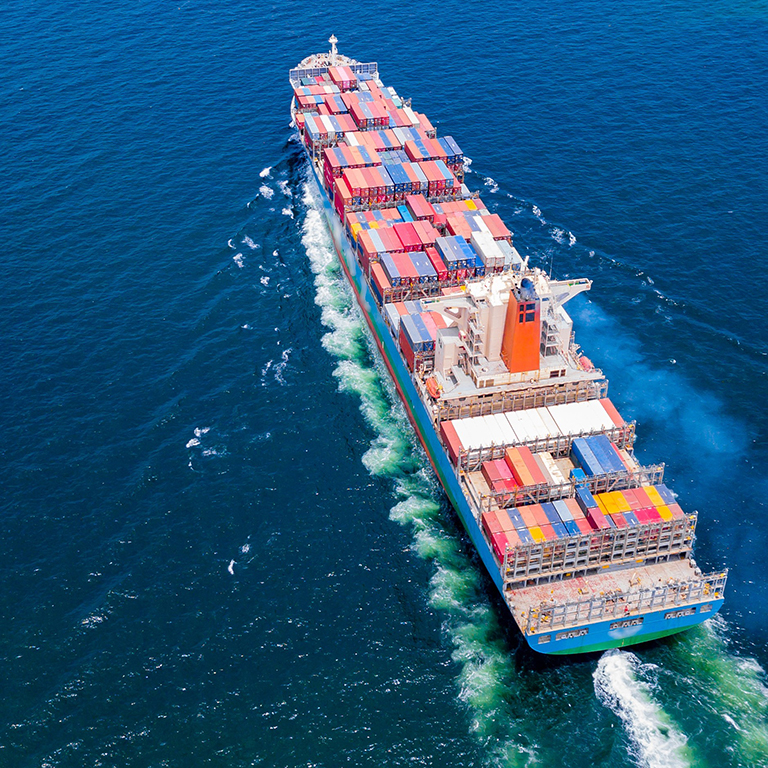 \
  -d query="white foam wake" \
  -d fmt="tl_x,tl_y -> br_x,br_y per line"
299,177 -> 534,767
594,651 -> 691,768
